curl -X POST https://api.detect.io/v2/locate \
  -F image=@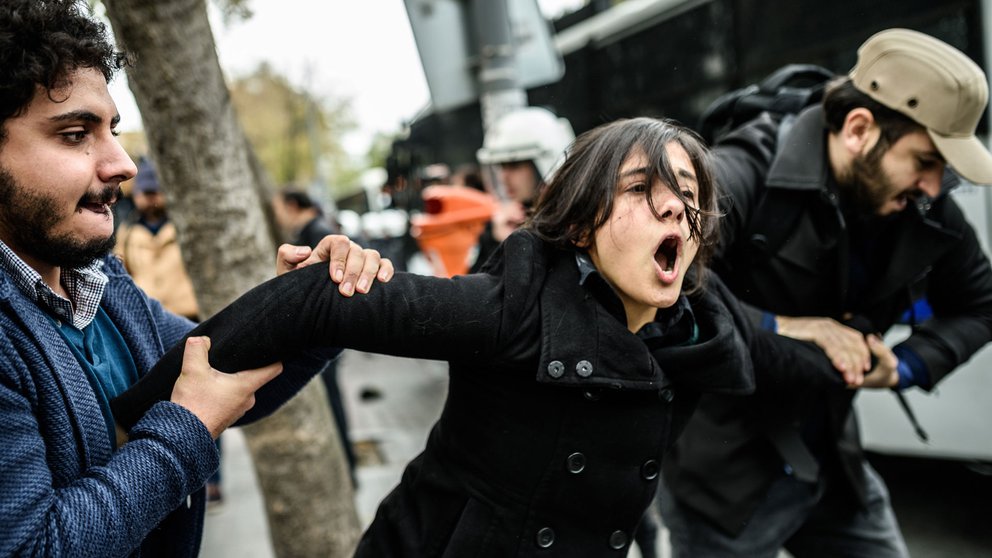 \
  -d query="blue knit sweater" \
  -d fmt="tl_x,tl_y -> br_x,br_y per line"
0,255 -> 326,557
